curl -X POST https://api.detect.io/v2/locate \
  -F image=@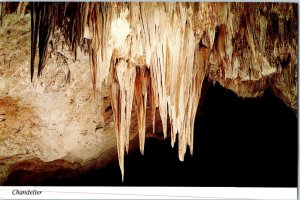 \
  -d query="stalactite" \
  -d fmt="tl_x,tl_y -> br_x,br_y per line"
37,3 -> 56,77
134,66 -> 150,155
110,58 -> 136,181
0,3 -> 5,26
2,2 -> 297,180
148,78 -> 156,134
30,2 -> 40,81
